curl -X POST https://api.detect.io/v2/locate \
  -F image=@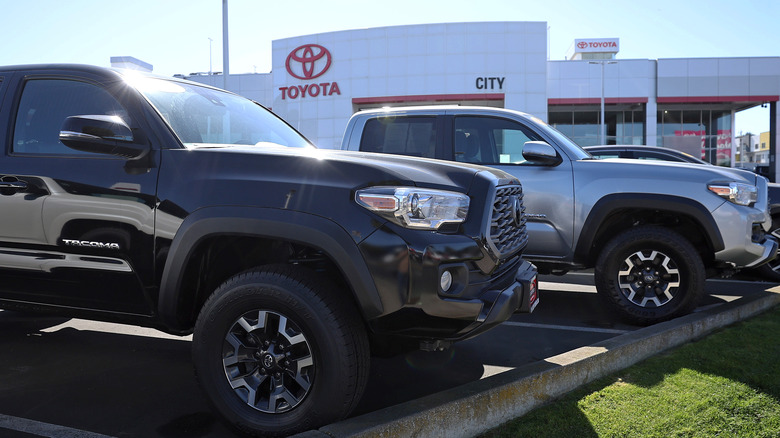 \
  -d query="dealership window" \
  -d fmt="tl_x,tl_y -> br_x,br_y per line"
548,105 -> 645,146
656,108 -> 732,166
571,111 -> 599,145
